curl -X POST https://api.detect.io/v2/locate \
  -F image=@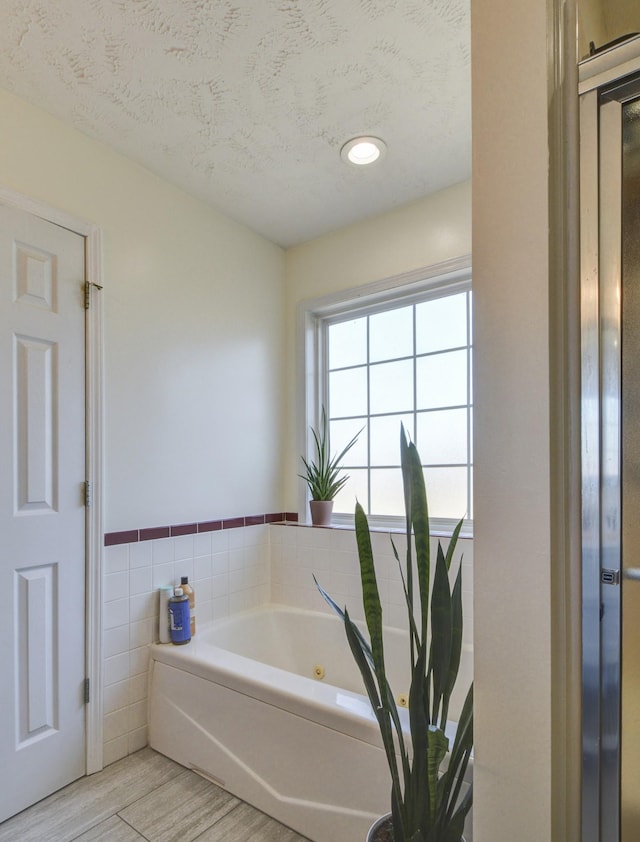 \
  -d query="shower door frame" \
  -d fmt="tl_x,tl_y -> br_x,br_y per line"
579,36 -> 640,842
